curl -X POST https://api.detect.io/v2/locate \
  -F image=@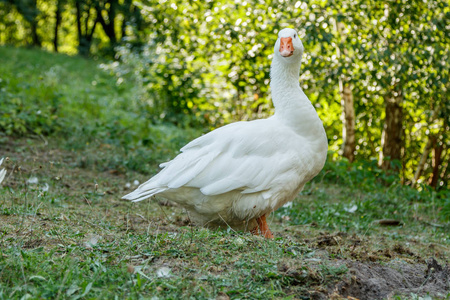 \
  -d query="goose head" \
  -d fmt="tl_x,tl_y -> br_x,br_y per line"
274,28 -> 304,61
